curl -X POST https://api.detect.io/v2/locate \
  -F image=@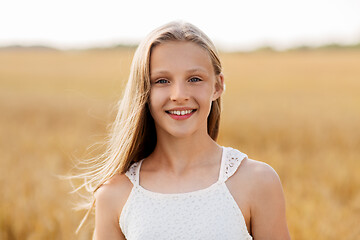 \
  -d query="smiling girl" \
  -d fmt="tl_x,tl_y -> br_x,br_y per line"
74,21 -> 291,239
